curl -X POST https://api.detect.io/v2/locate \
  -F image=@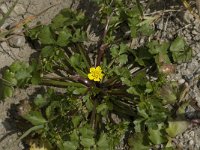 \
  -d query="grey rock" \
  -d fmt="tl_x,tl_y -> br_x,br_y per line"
8,35 -> 25,48
183,132 -> 190,139
189,139 -> 194,145
14,4 -> 26,15
178,79 -> 185,84
0,41 -> 10,51
192,30 -> 198,35
189,131 -> 195,137
0,3 -> 8,14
